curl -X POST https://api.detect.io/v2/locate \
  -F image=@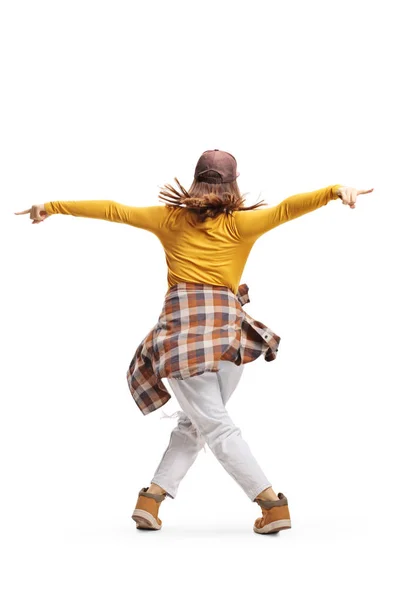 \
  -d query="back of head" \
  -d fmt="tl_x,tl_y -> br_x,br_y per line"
158,149 -> 267,222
